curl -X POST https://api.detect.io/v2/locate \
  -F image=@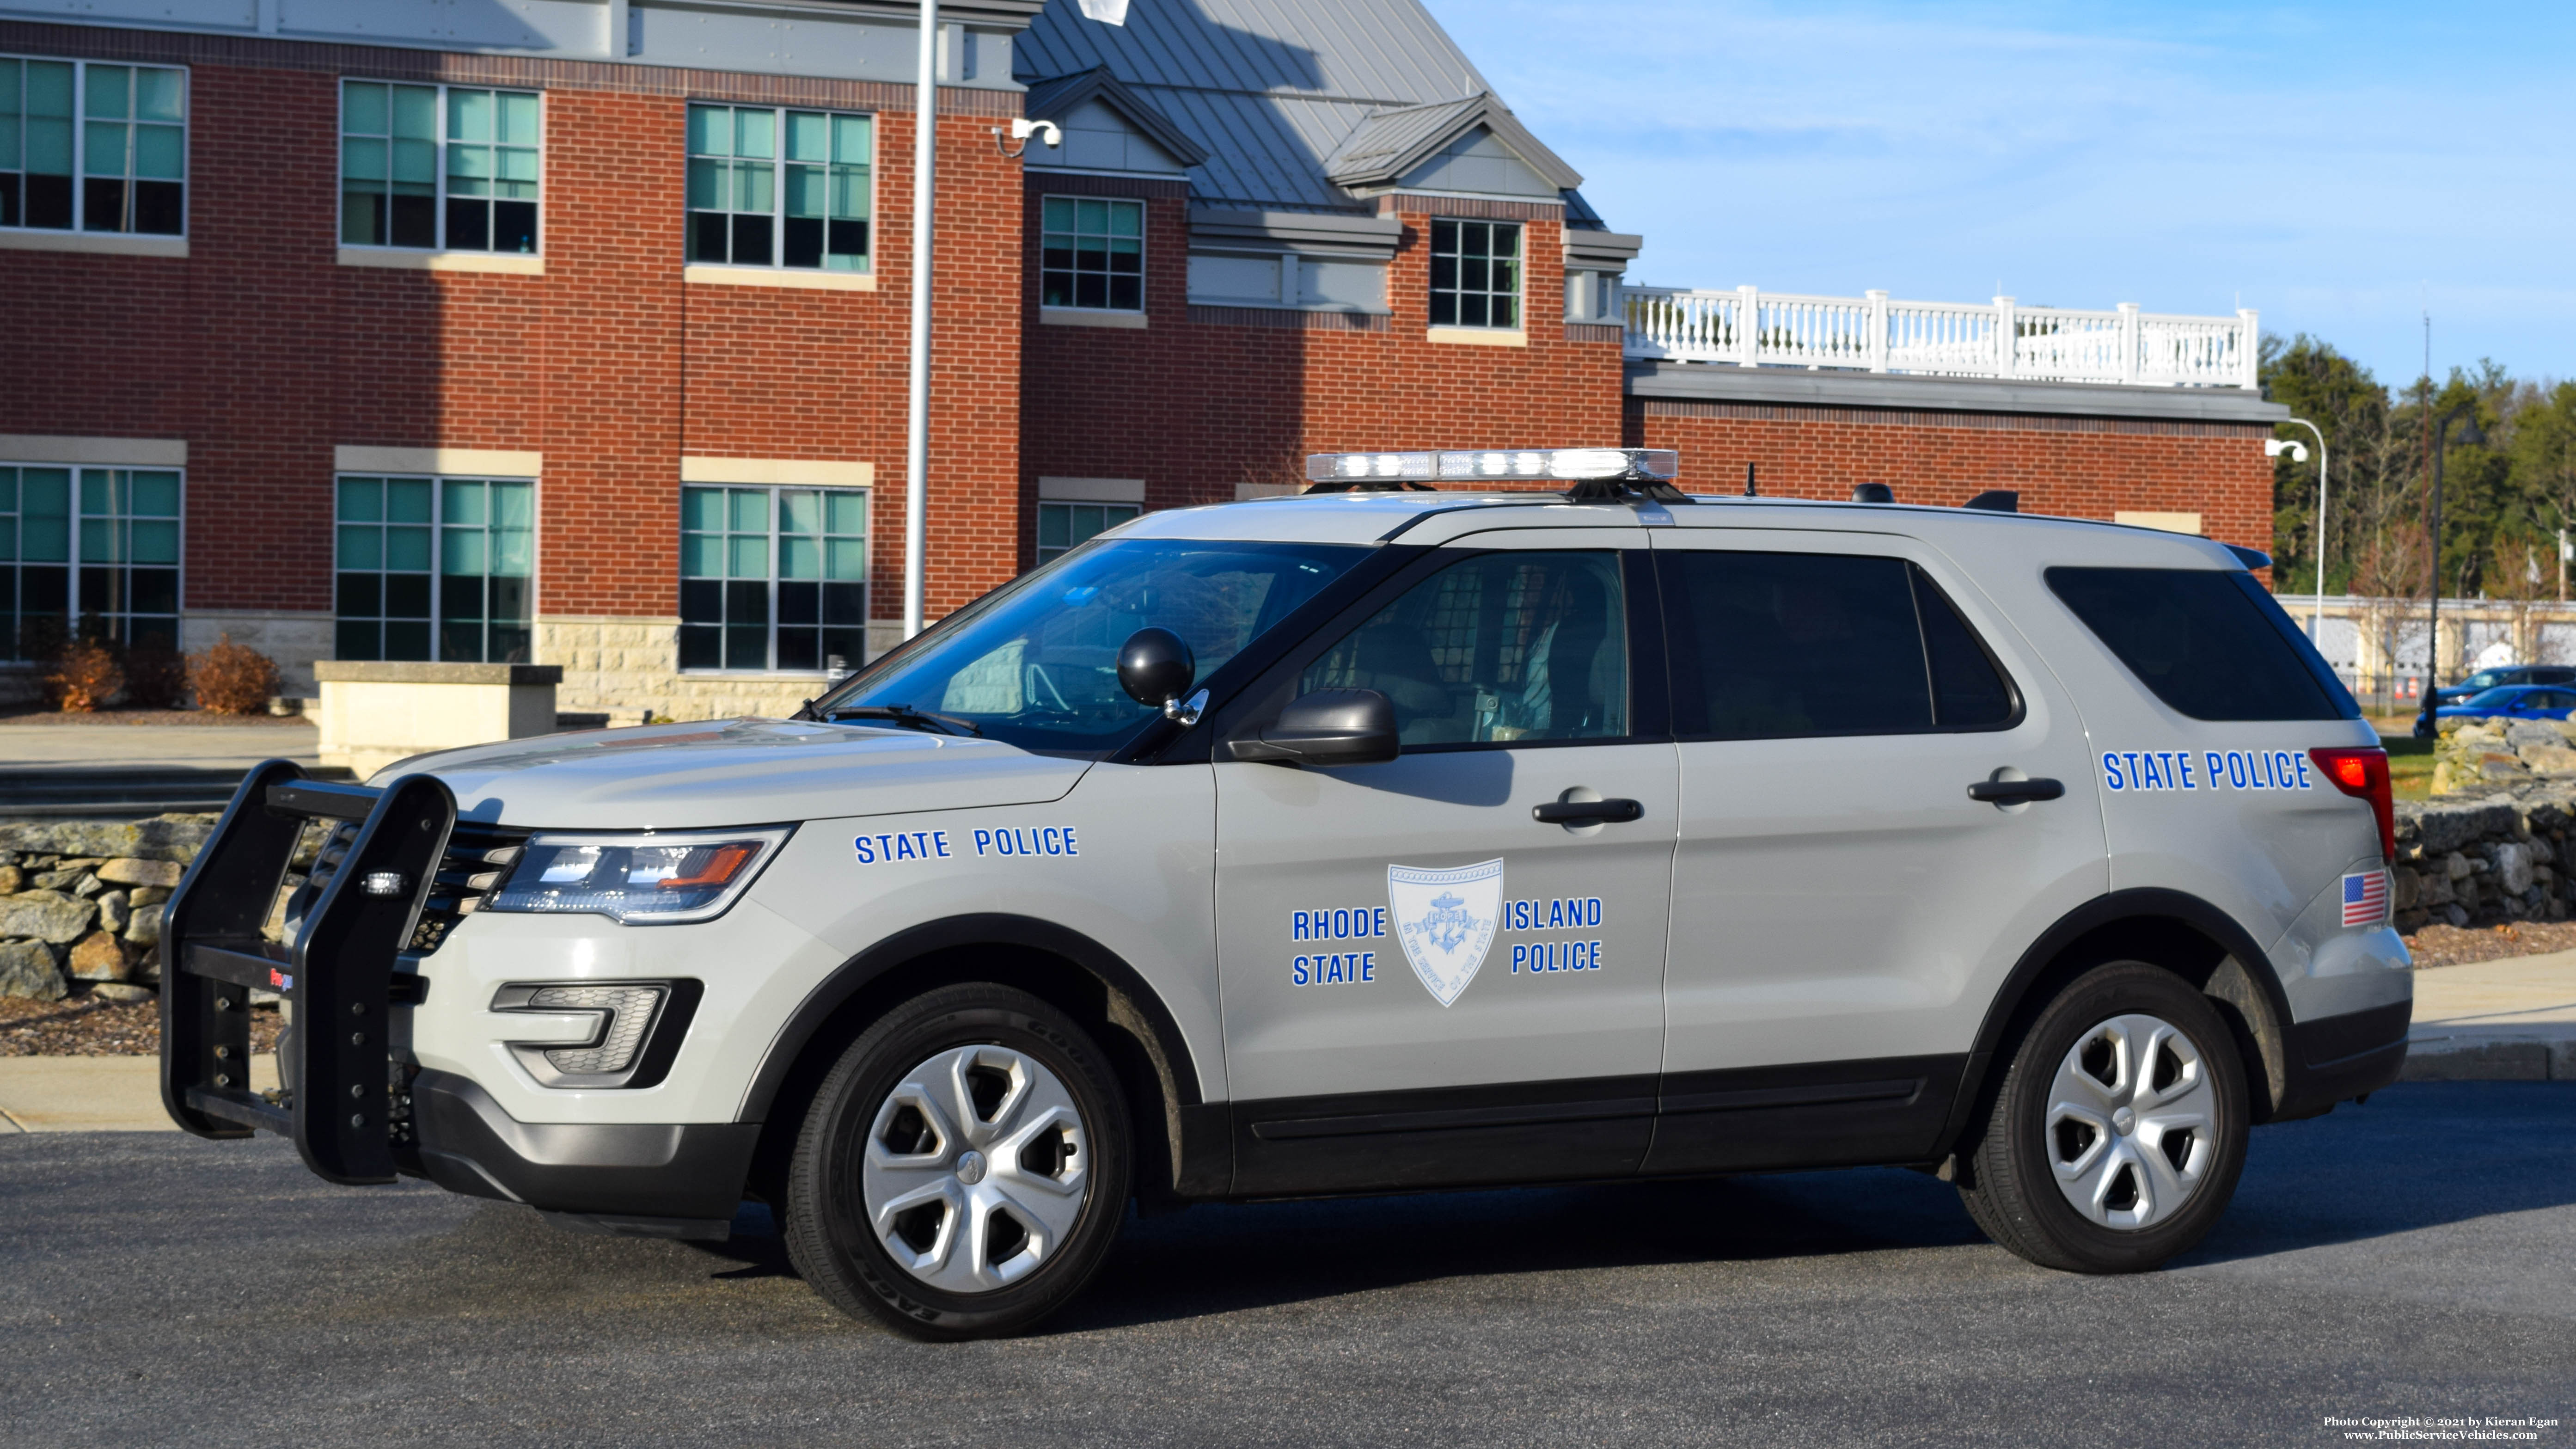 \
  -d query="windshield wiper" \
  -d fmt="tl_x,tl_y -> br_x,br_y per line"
821,703 -> 983,737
